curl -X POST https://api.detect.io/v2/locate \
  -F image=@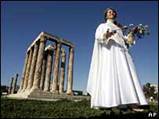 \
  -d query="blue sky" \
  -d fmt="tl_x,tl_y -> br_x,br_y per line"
1,1 -> 158,91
